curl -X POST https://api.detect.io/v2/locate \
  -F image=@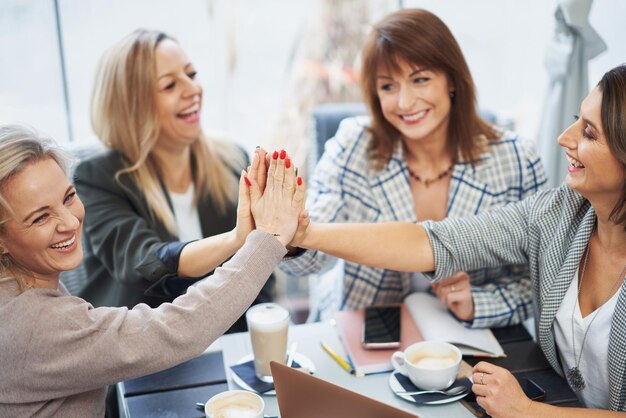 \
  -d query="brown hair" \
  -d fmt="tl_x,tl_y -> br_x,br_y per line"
0,125 -> 72,291
360,8 -> 497,168
598,64 -> 626,228
91,29 -> 241,234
